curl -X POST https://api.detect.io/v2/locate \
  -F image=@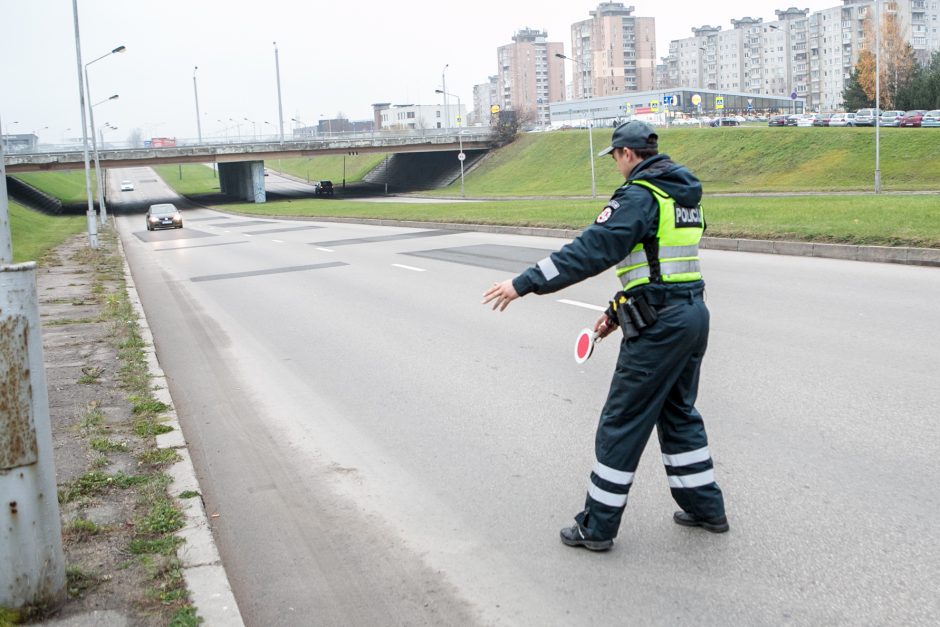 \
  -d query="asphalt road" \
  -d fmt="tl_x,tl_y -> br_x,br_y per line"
111,168 -> 940,626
